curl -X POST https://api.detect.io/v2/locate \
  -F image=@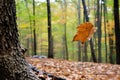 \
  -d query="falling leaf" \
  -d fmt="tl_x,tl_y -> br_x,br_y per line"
73,22 -> 96,44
